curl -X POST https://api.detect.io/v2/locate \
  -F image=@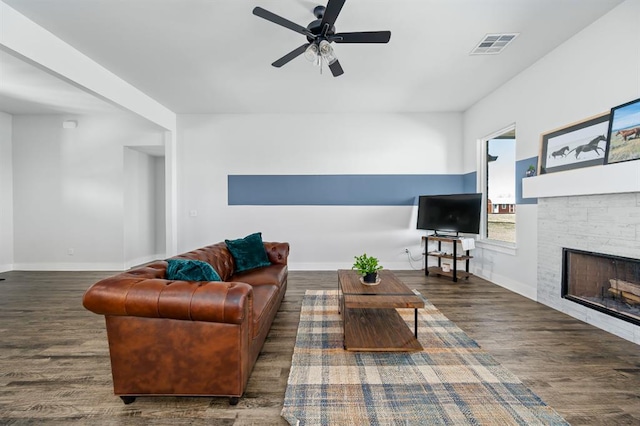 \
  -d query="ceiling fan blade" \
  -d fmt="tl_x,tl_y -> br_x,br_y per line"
272,44 -> 310,67
253,7 -> 314,38
330,31 -> 391,43
320,0 -> 345,33
329,59 -> 344,77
